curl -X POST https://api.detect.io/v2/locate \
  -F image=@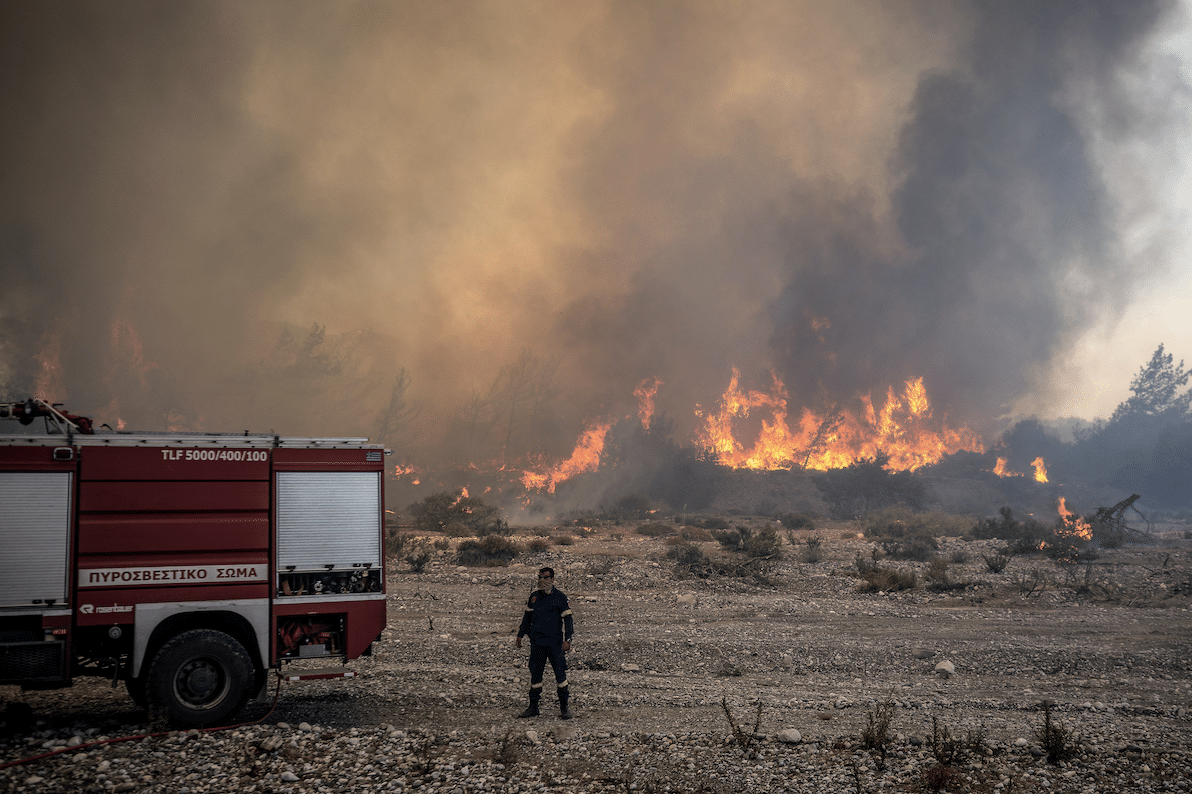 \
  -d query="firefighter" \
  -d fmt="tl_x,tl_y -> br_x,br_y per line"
514,566 -> 574,719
